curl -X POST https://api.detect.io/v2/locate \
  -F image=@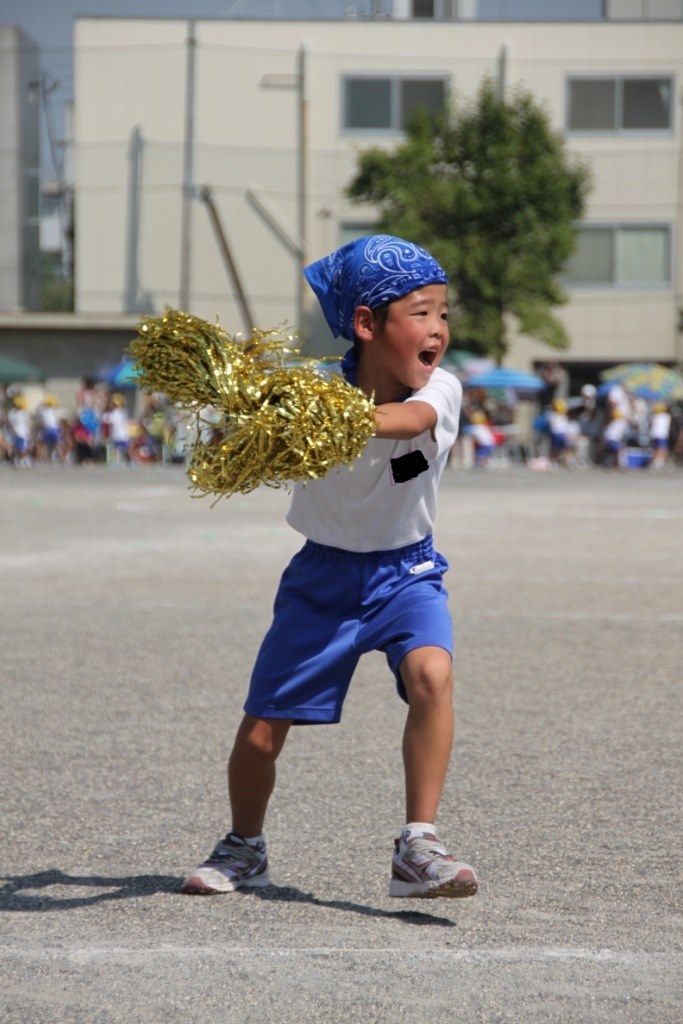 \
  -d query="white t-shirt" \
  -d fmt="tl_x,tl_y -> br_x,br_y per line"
104,407 -> 130,444
650,411 -> 671,442
8,408 -> 30,441
38,405 -> 60,430
548,411 -> 569,438
608,384 -> 632,419
286,366 -> 461,552
470,423 -> 495,447
604,418 -> 627,444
